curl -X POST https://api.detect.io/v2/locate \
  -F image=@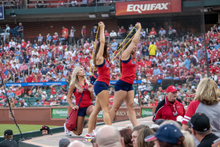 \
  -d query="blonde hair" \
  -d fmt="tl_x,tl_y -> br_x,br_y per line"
195,78 -> 220,105
70,67 -> 90,91
181,130 -> 196,147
